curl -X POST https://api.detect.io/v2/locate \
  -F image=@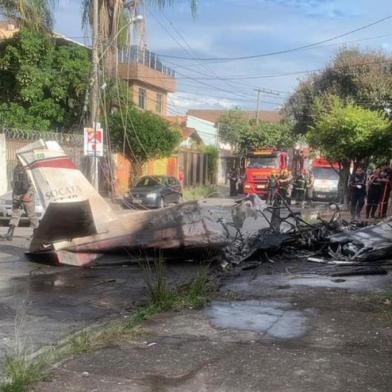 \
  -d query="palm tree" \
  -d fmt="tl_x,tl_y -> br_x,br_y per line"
82,0 -> 197,76
0,0 -> 57,31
